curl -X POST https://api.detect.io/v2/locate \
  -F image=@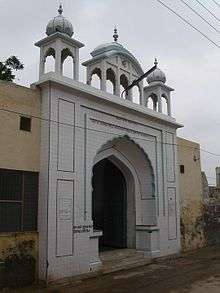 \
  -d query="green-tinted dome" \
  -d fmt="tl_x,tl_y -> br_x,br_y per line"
89,41 -> 144,75
91,42 -> 124,56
